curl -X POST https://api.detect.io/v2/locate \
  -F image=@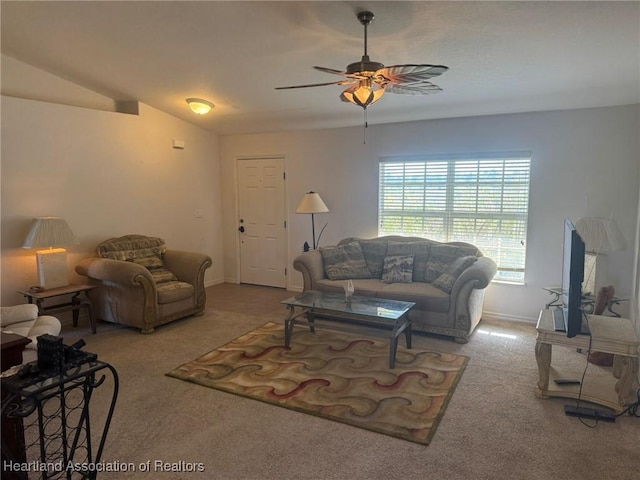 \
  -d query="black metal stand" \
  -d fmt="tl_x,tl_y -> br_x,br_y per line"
1,351 -> 118,480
